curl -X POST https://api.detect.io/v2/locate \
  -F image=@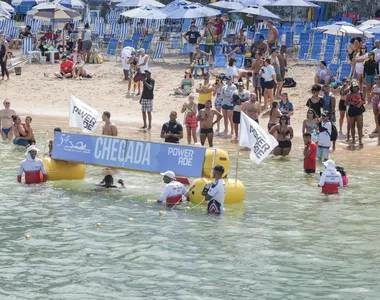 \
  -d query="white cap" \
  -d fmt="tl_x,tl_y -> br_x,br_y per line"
160,170 -> 175,179
323,159 -> 336,170
26,145 -> 39,154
